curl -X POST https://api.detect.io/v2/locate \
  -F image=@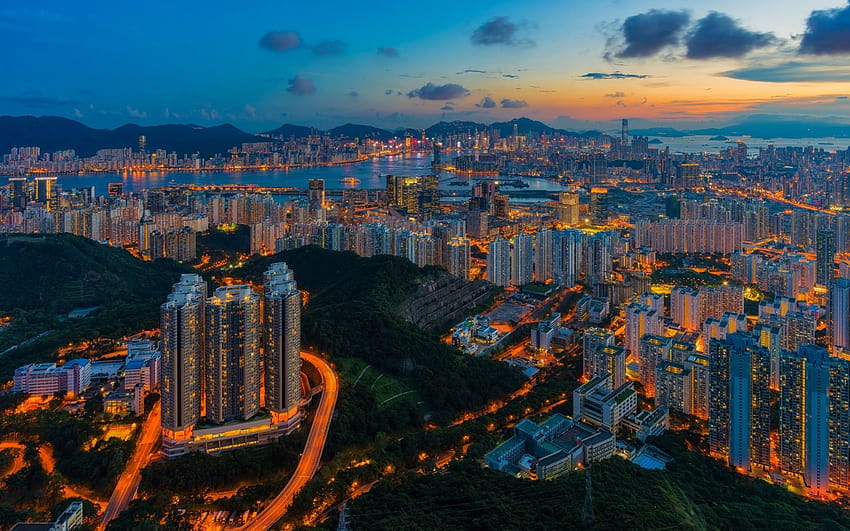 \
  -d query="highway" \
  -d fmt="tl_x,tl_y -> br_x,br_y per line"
240,352 -> 339,531
99,402 -> 161,530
